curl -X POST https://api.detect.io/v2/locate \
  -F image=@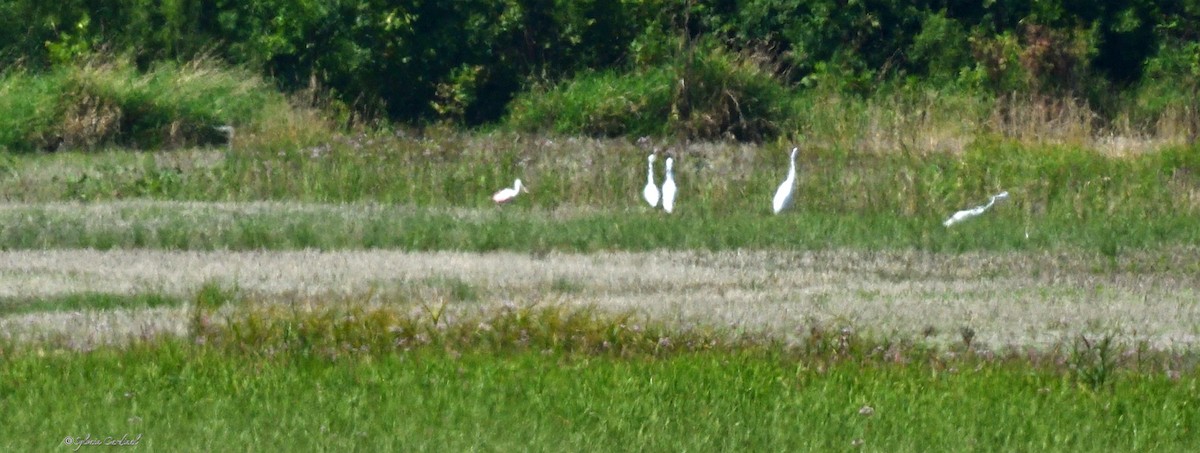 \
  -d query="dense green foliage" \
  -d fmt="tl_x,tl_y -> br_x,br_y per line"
0,56 -> 319,152
3,0 -> 1198,134
509,44 -> 793,140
